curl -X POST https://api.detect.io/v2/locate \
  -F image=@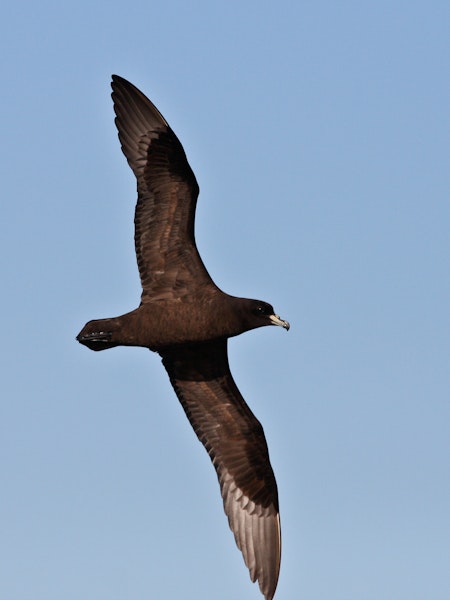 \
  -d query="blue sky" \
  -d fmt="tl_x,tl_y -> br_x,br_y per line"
1,2 -> 449,599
